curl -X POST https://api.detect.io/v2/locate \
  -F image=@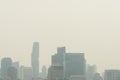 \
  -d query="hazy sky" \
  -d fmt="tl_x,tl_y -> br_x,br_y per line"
0,0 -> 120,72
